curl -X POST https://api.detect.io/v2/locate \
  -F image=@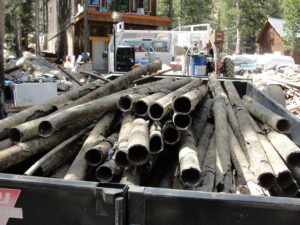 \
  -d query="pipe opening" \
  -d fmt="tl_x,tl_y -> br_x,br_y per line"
134,101 -> 148,116
150,135 -> 163,153
181,168 -> 201,186
85,149 -> 103,166
163,127 -> 180,145
174,114 -> 191,130
149,103 -> 164,120
118,96 -> 132,112
128,145 -> 149,165
283,183 -> 299,197
276,119 -> 290,132
258,173 -> 276,189
115,151 -> 129,167
287,152 -> 300,168
9,128 -> 22,143
96,166 -> 113,182
173,97 -> 191,114
277,171 -> 293,187
38,121 -> 54,137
